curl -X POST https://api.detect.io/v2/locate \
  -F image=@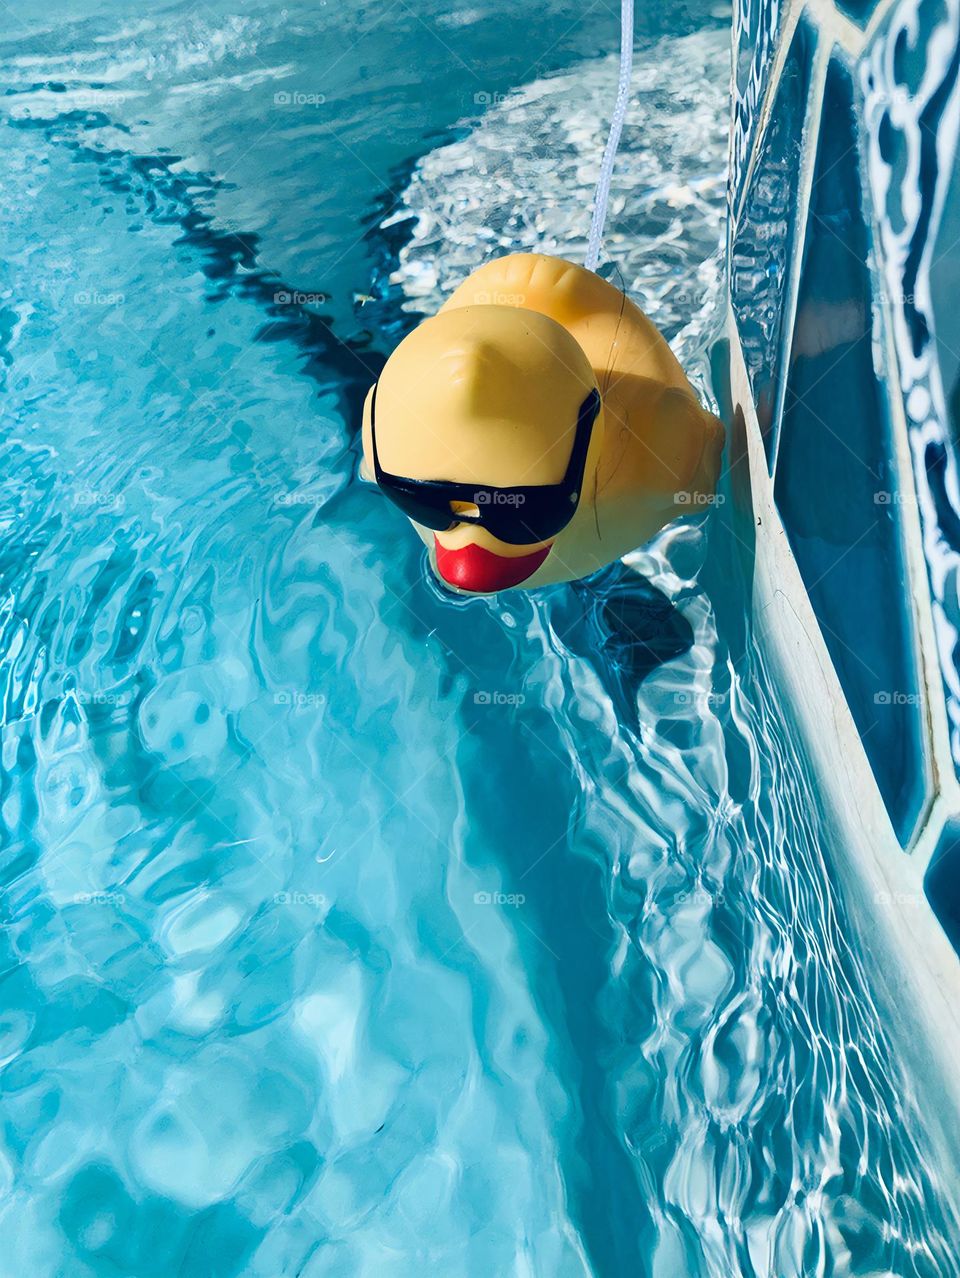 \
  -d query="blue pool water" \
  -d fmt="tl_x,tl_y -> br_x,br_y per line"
1,1 -> 959,1275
